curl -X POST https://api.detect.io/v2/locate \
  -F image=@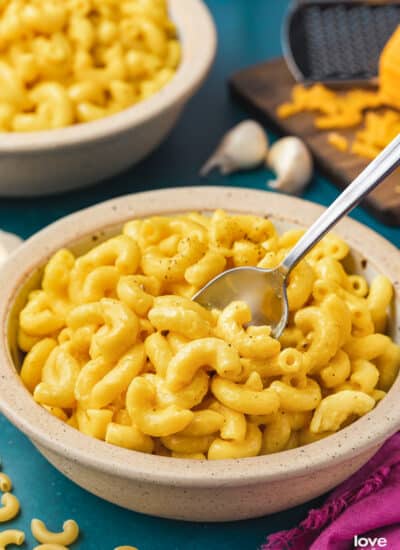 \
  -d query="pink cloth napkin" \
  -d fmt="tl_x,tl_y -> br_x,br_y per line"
262,432 -> 400,550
